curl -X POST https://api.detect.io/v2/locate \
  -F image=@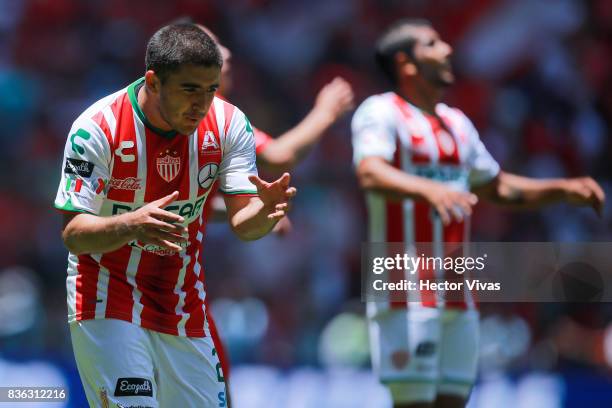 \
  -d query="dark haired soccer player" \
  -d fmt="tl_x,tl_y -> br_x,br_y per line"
55,24 -> 295,407
351,20 -> 604,408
